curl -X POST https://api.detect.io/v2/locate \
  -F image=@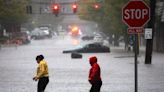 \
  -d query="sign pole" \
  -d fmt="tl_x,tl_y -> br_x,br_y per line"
134,34 -> 138,92
122,1 -> 150,92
